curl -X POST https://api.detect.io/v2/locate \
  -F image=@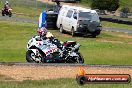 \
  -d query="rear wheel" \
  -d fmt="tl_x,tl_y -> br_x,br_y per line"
71,27 -> 75,37
59,25 -> 64,33
67,52 -> 84,63
76,53 -> 84,63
